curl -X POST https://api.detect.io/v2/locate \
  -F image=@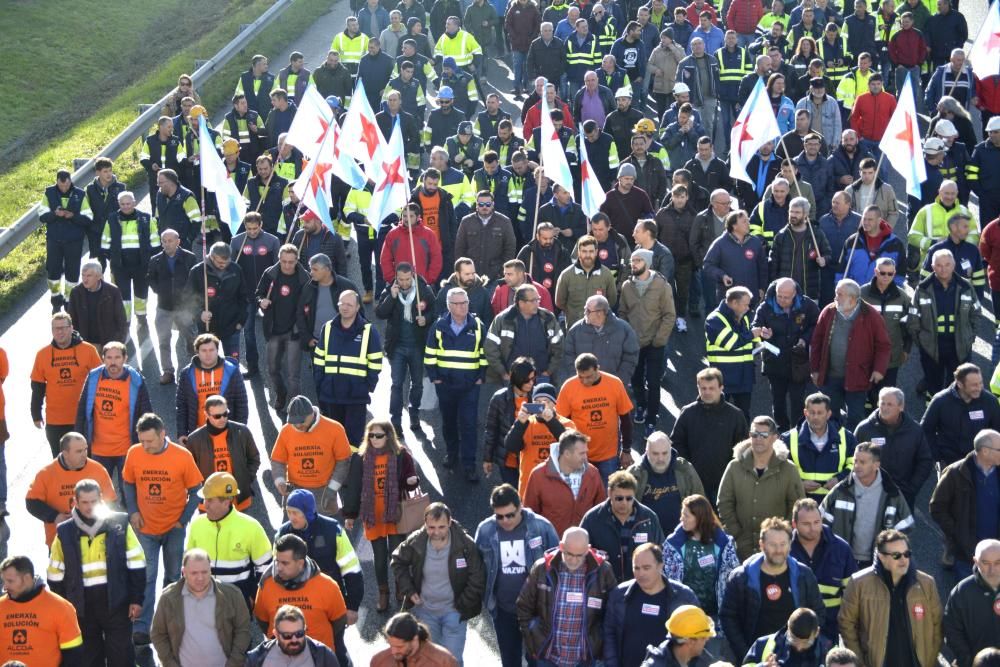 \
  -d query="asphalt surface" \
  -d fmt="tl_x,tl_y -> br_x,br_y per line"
0,0 -> 995,664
